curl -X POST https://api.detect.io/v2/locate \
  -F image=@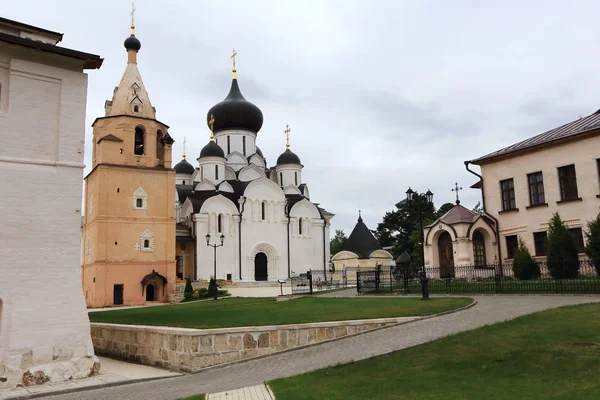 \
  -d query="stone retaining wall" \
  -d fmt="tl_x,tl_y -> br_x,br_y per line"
90,317 -> 417,372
